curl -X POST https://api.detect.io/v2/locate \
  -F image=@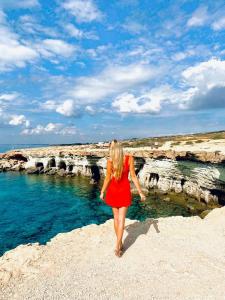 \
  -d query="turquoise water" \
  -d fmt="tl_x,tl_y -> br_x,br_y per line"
0,172 -> 193,256
0,144 -> 49,153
